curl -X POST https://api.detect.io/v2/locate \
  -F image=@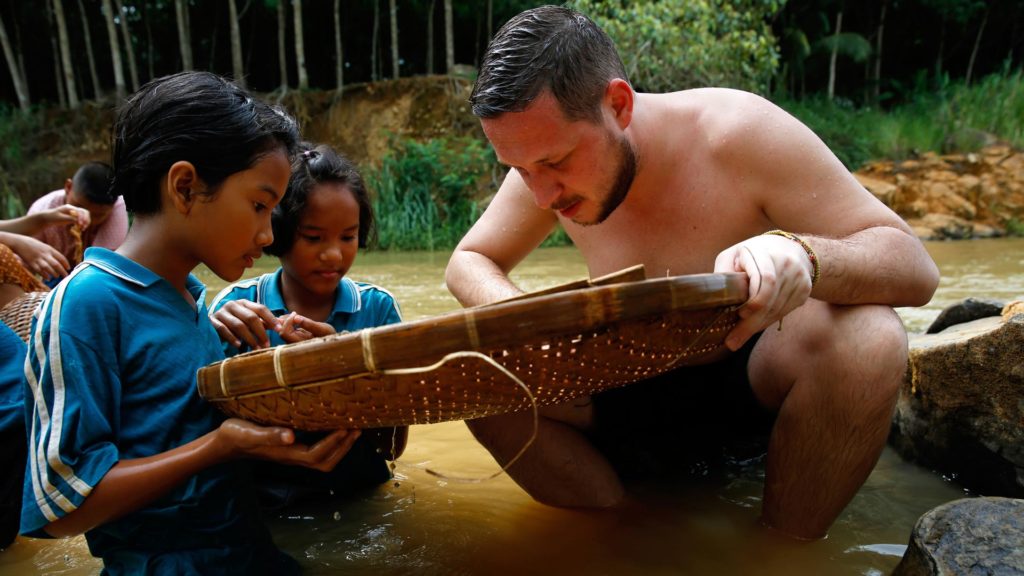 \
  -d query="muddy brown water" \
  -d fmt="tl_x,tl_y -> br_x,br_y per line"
3,239 -> 1021,575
